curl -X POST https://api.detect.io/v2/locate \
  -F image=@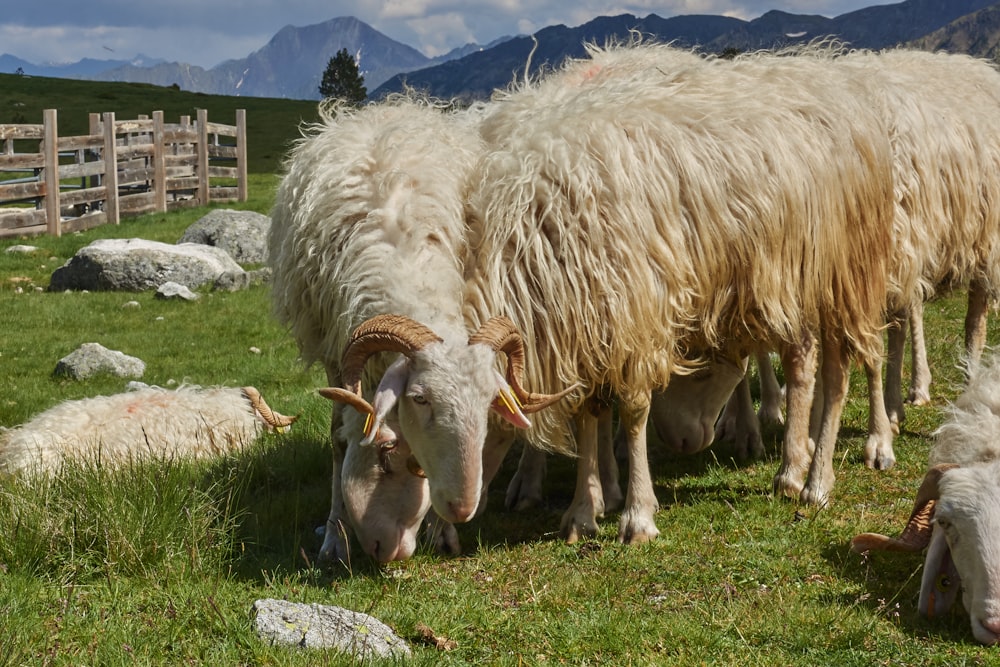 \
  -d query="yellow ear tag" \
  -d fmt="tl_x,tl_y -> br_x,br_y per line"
363,412 -> 374,437
498,389 -> 516,415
